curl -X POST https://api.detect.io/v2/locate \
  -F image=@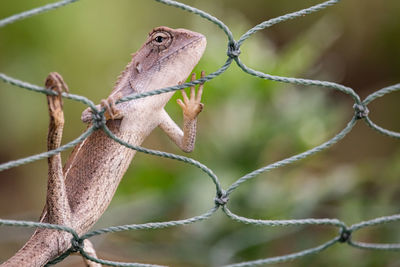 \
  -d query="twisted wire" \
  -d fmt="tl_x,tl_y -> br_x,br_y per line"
1,0 -> 399,266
